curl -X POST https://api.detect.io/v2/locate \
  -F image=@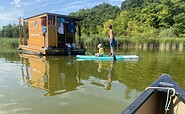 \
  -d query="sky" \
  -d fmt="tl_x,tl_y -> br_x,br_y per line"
0,0 -> 123,28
